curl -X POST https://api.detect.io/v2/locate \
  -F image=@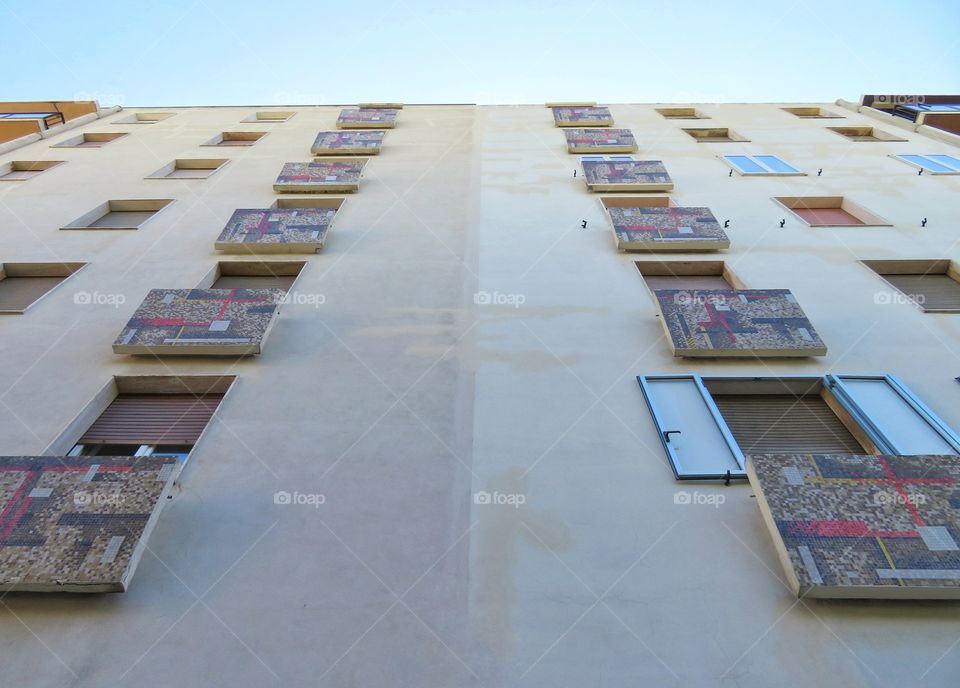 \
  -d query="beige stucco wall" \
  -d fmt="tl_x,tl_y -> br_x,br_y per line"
0,102 -> 957,687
